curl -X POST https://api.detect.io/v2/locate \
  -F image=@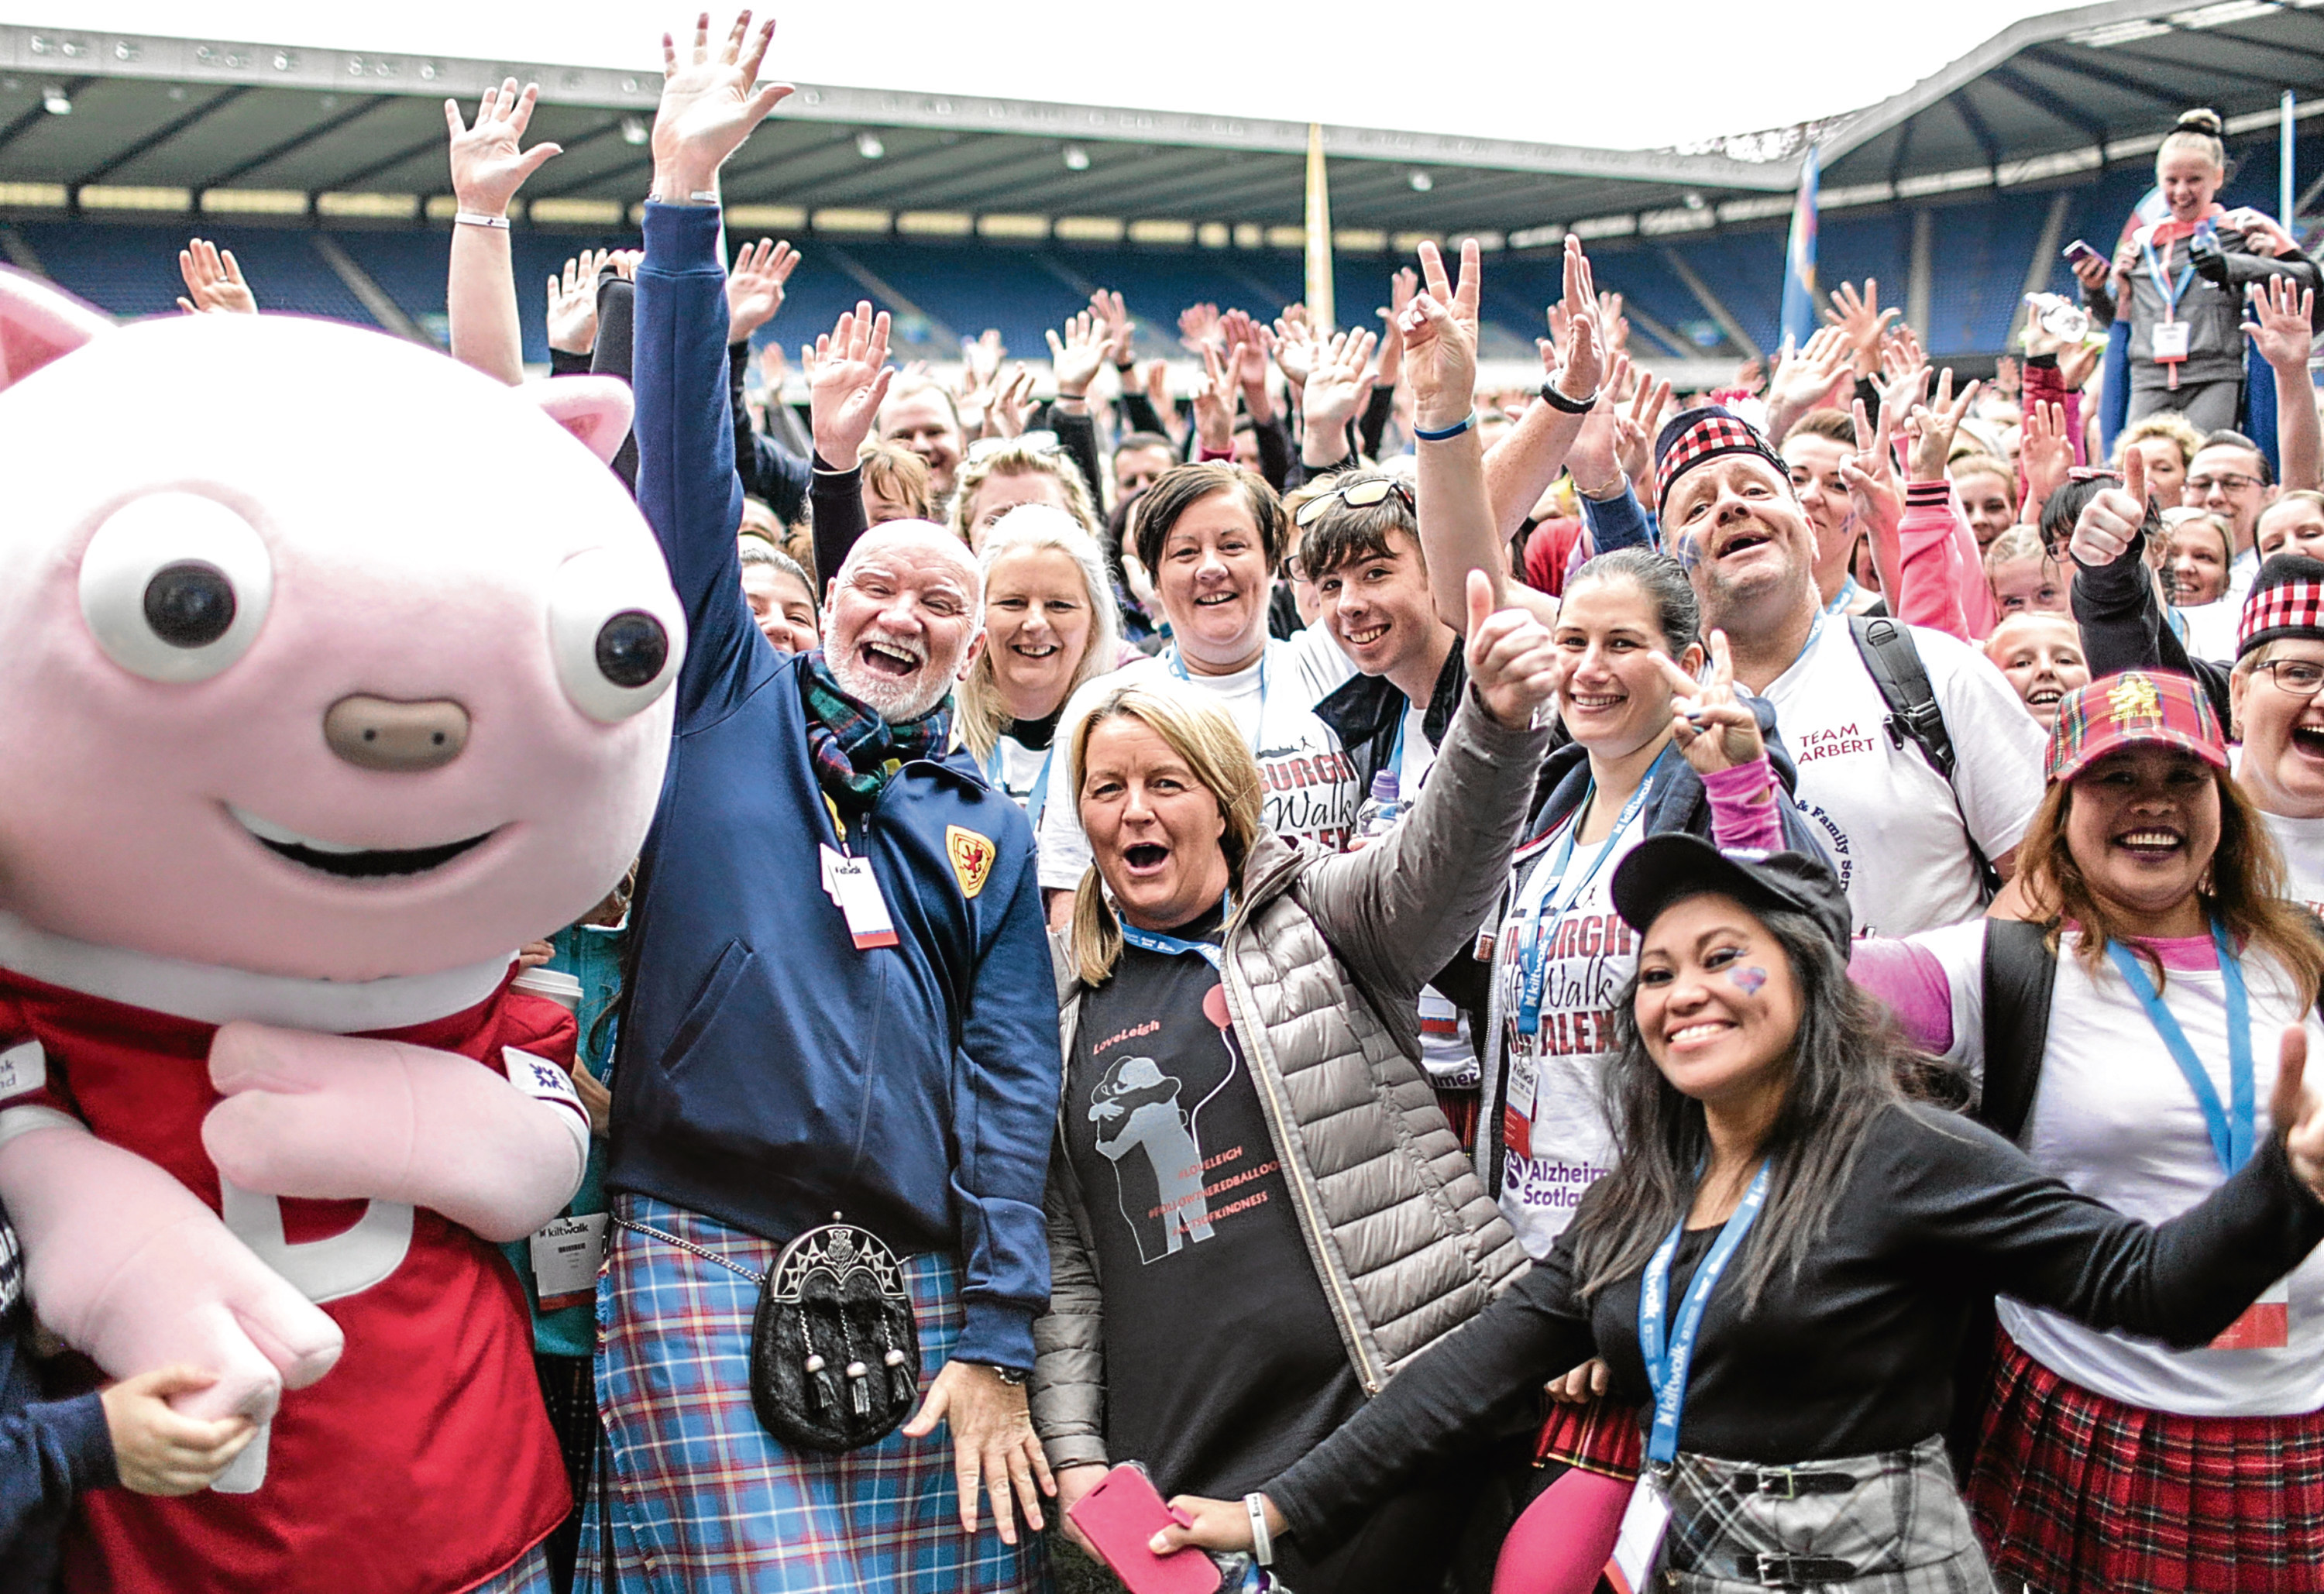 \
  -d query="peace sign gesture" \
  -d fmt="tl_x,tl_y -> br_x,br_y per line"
1652,630 -> 1764,775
